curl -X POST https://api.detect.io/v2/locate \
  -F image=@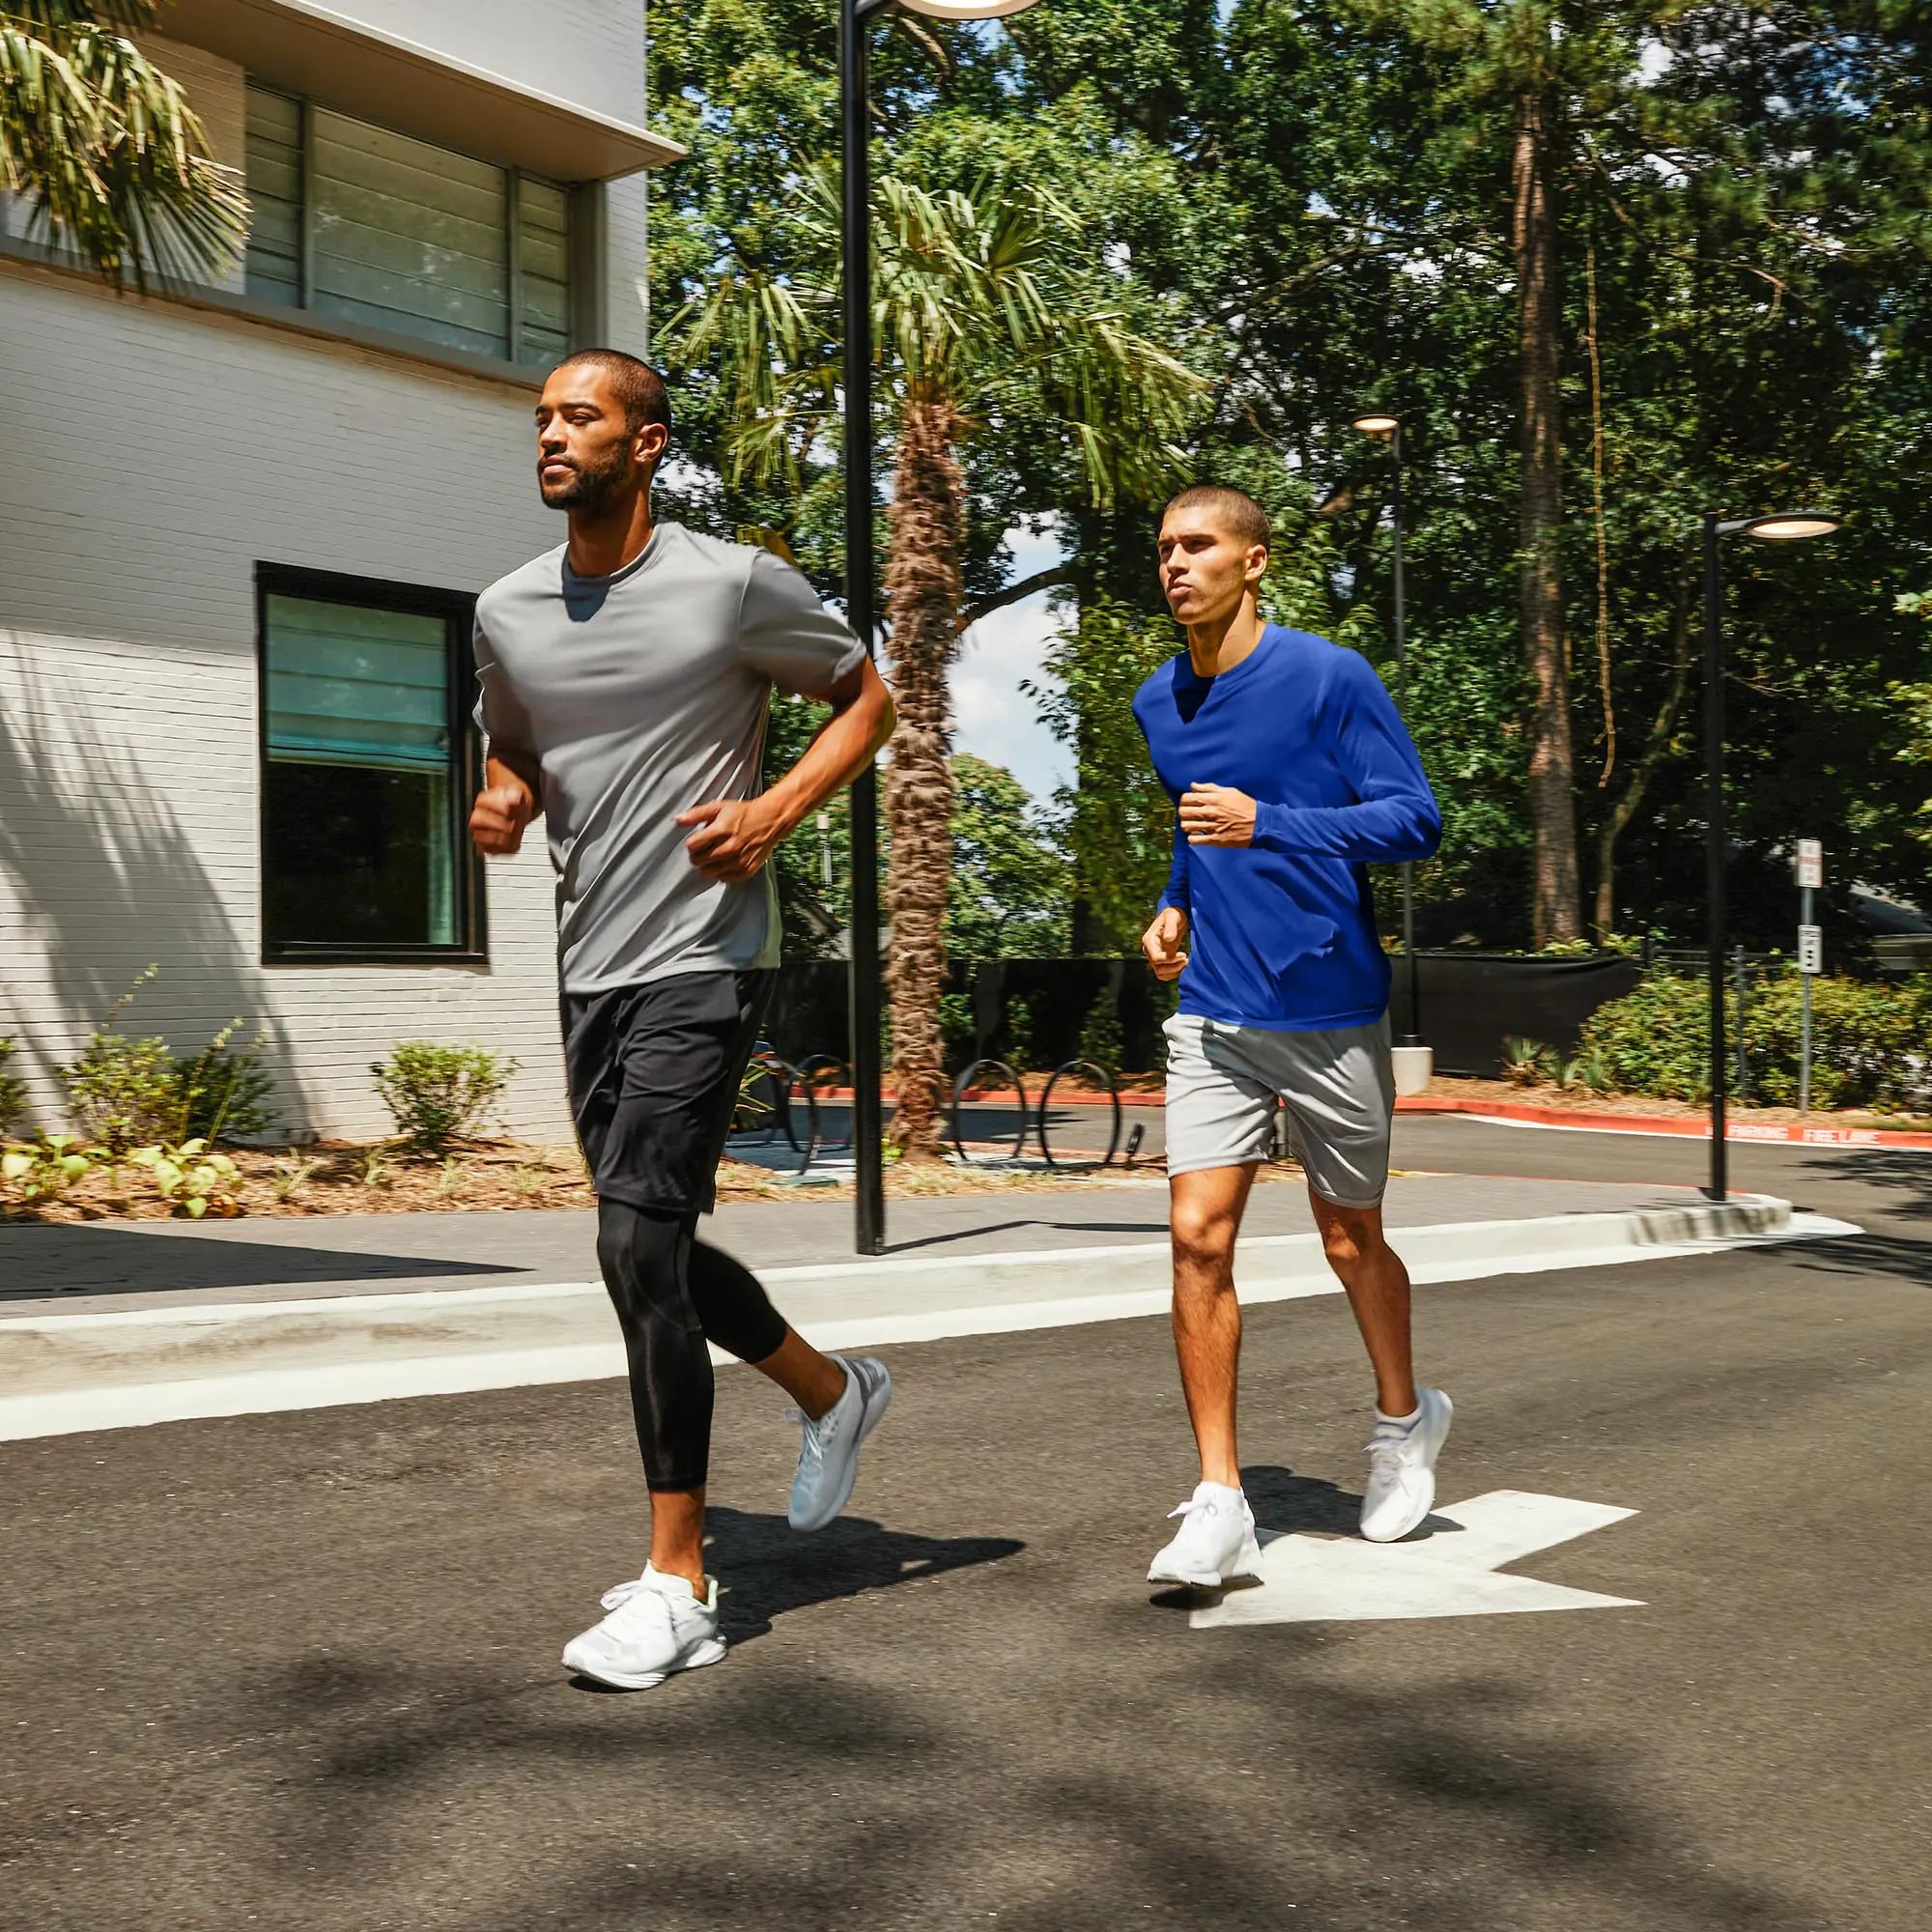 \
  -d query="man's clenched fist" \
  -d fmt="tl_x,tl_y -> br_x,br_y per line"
1142,905 -> 1190,982
1179,781 -> 1258,847
677,796 -> 785,883
469,770 -> 538,856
